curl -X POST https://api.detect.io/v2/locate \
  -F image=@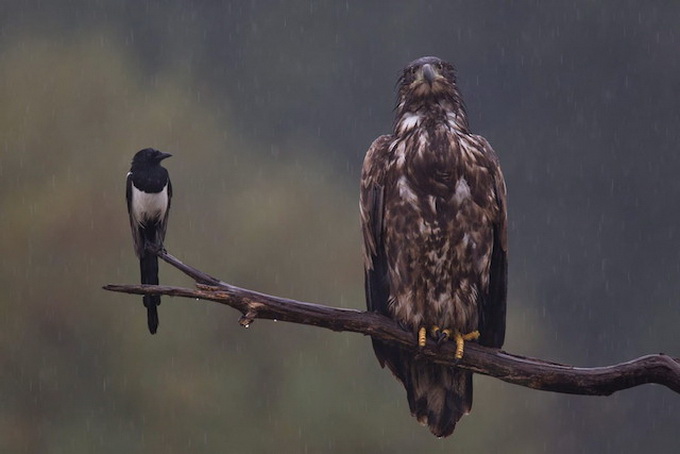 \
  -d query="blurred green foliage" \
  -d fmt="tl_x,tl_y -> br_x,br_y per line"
1,2 -> 679,453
